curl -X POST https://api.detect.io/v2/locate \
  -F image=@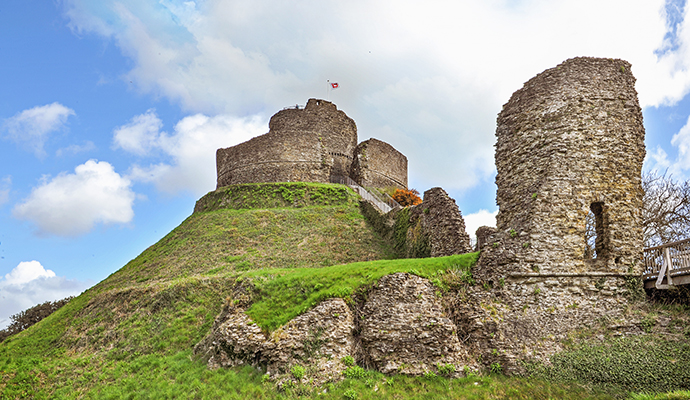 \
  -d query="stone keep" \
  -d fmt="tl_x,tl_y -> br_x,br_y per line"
216,99 -> 357,188
494,57 -> 645,275
216,99 -> 408,190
